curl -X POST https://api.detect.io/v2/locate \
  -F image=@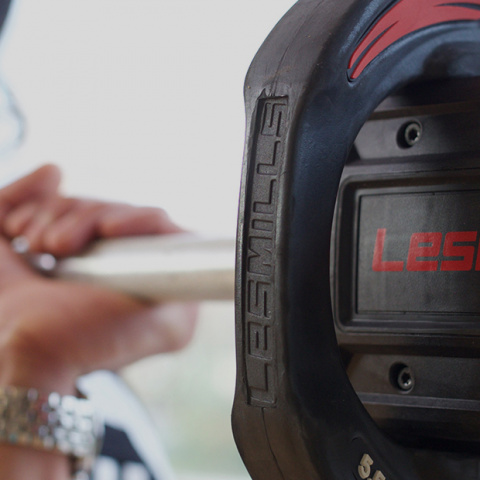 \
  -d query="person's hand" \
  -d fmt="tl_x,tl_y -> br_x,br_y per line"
0,165 -> 198,478
0,164 -> 198,396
